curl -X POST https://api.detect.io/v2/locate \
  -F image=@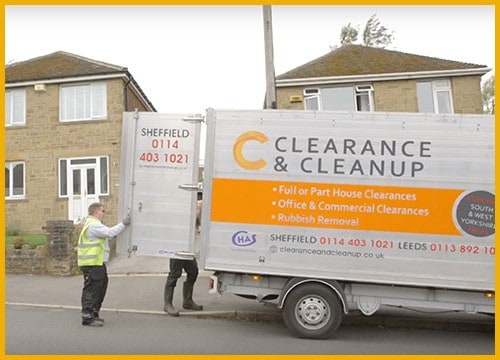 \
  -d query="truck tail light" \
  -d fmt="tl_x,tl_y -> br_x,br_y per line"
484,291 -> 494,299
